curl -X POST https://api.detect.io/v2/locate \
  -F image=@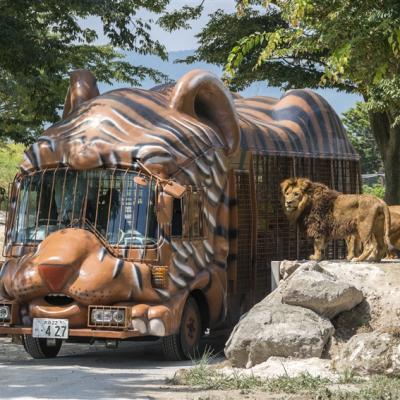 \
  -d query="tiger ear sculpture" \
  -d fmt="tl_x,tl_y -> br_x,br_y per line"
170,69 -> 240,156
62,69 -> 100,119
